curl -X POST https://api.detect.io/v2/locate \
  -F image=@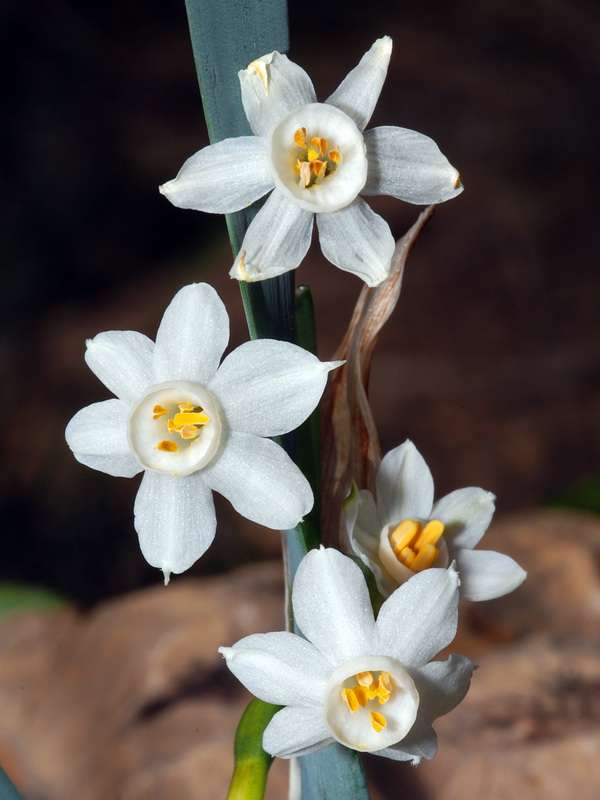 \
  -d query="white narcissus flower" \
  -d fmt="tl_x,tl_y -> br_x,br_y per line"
345,440 -> 527,602
219,547 -> 473,763
160,37 -> 463,287
65,283 -> 341,582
